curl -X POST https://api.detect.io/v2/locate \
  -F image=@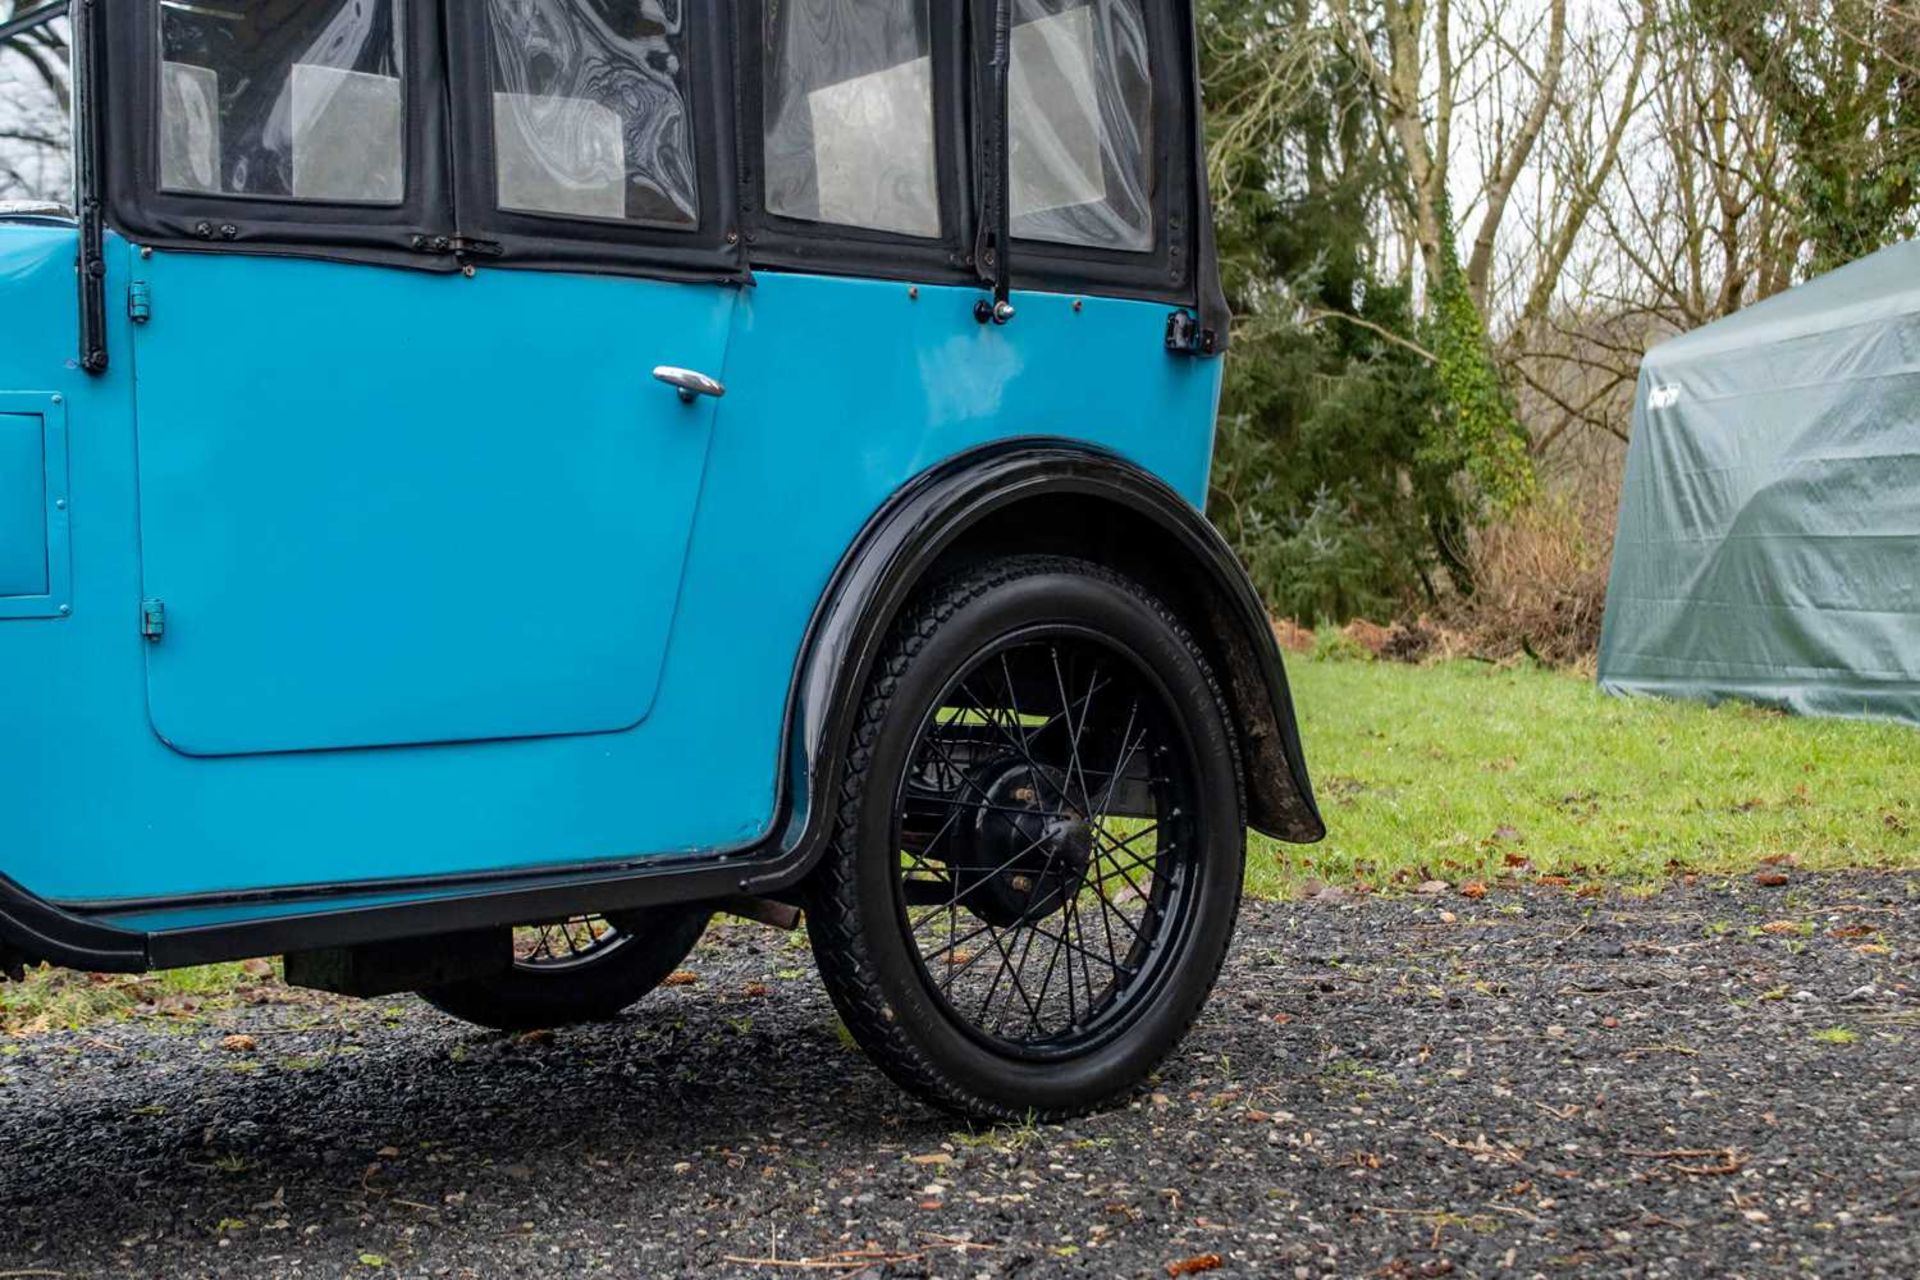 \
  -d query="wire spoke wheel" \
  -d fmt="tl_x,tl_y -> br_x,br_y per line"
510,914 -> 630,970
894,632 -> 1196,1059
806,555 -> 1244,1121
418,904 -> 711,1031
